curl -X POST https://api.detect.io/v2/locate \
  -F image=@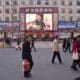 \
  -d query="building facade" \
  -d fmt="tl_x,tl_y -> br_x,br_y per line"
0,0 -> 80,22
0,0 -> 80,39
